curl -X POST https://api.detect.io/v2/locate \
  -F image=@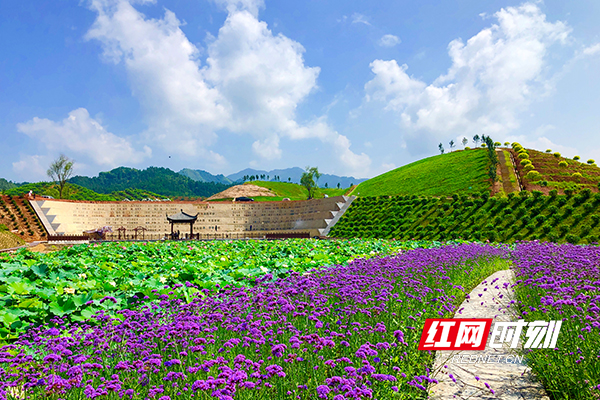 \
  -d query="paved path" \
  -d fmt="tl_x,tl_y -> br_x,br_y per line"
496,150 -> 520,194
428,269 -> 549,399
